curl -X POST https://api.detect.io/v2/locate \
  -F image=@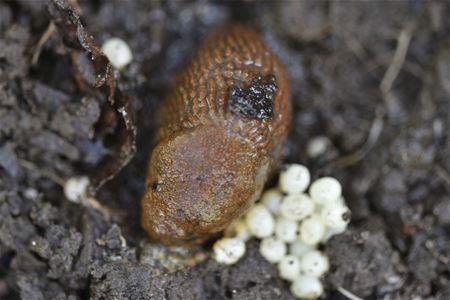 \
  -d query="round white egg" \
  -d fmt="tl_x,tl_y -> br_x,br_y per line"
320,203 -> 351,229
279,194 -> 315,221
101,37 -> 133,69
213,238 -> 246,265
300,250 -> 330,277
275,218 -> 298,242
290,276 -> 324,299
278,255 -> 301,281
279,164 -> 311,194
245,205 -> 275,238
225,219 -> 251,242
259,237 -> 287,263
309,177 -> 342,206
322,223 -> 348,242
299,215 -> 326,245
64,176 -> 89,203
289,240 -> 312,258
261,188 -> 283,215
306,136 -> 329,158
